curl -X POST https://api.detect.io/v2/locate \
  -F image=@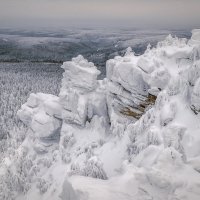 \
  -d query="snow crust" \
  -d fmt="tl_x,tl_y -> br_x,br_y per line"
2,29 -> 200,200
190,29 -> 200,45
